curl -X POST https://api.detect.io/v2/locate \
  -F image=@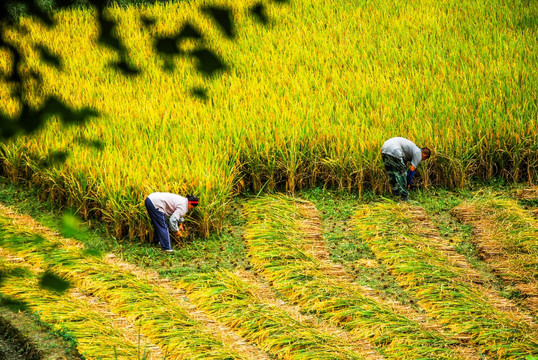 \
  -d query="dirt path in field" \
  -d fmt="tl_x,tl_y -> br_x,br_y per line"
296,203 -> 481,360
451,204 -> 538,317
0,203 -> 270,360
408,206 -> 537,325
